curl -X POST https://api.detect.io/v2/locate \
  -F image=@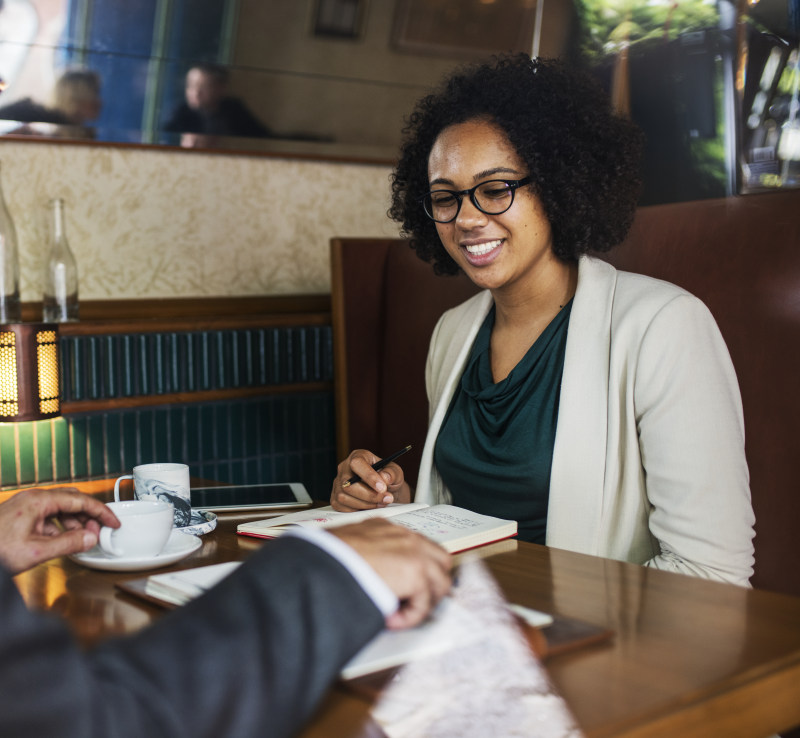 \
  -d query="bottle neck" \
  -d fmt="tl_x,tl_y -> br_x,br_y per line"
52,198 -> 66,243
